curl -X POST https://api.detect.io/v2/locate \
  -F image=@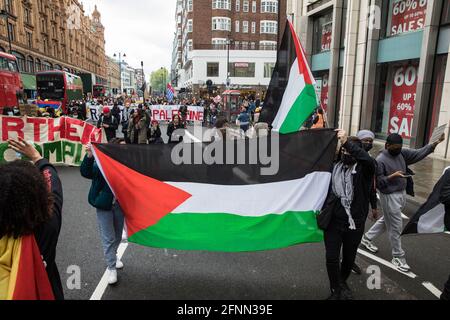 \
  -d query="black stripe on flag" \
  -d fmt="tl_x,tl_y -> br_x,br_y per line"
94,129 -> 337,185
